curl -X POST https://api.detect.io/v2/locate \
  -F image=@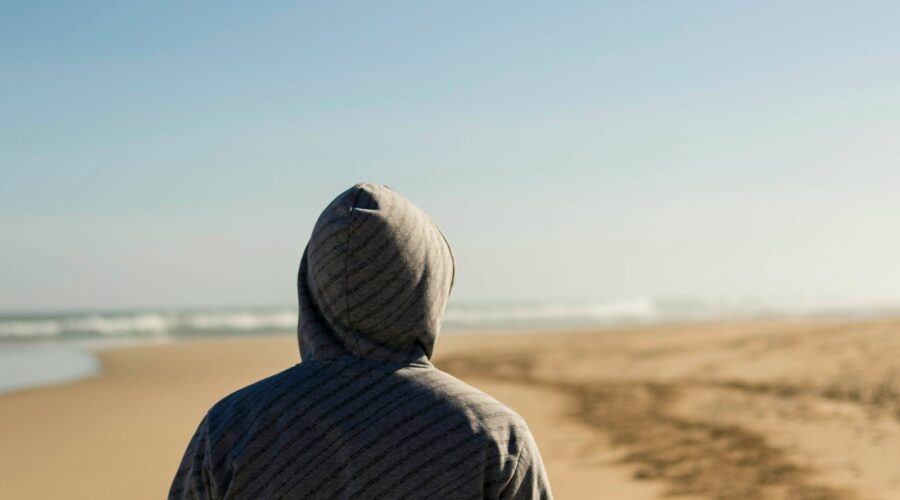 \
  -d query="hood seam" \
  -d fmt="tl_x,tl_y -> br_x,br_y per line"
433,221 -> 456,293
347,185 -> 365,353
